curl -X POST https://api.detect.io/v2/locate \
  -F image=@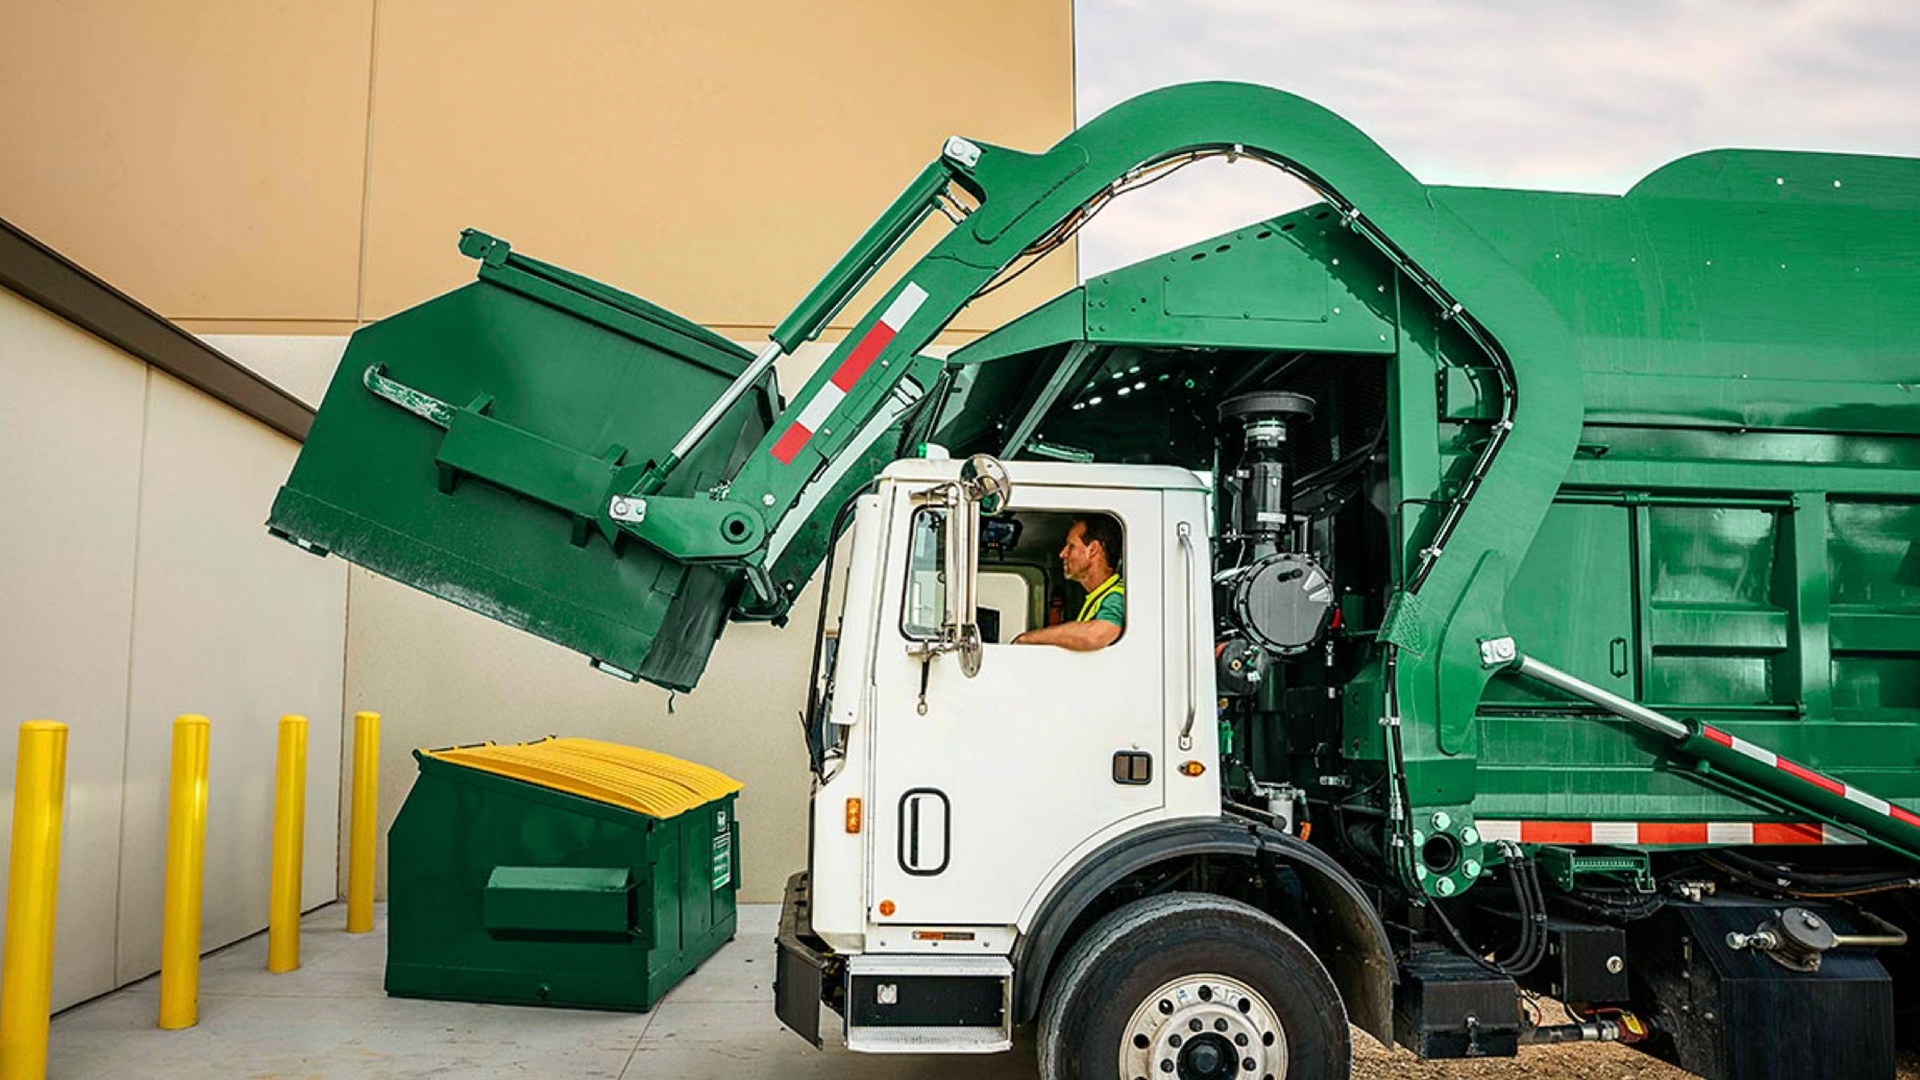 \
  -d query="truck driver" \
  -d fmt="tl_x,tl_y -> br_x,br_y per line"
1012,516 -> 1124,650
